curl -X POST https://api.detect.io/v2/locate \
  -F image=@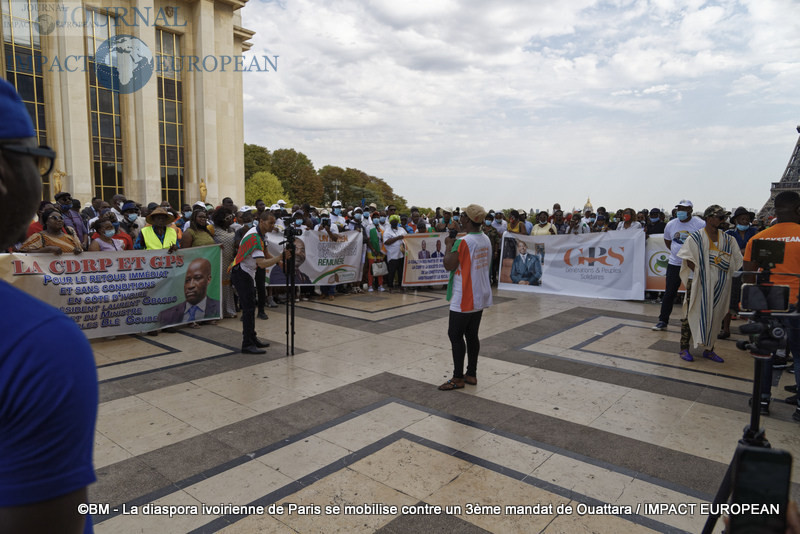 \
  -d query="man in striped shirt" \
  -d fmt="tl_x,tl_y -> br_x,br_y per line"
439,204 -> 493,391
